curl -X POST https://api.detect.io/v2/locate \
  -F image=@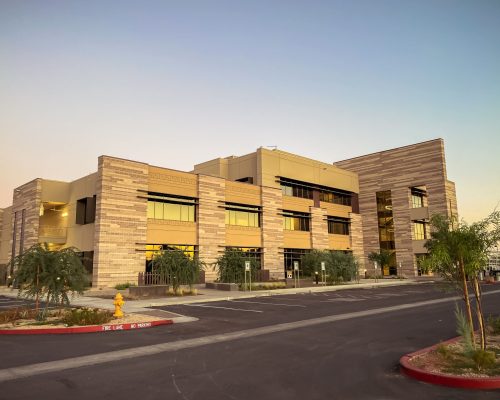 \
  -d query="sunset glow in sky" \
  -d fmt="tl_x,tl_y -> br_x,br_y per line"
1,1 -> 499,222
